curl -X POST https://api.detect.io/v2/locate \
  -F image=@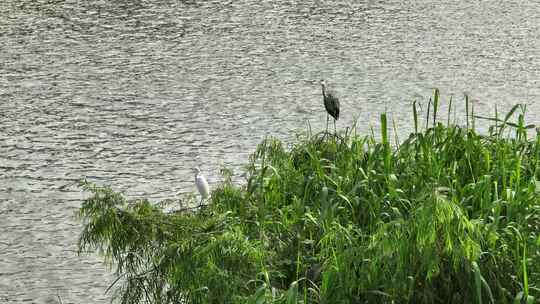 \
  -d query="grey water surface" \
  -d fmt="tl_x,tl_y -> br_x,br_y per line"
1,0 -> 539,303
